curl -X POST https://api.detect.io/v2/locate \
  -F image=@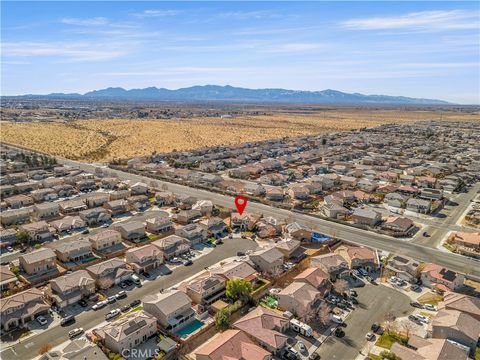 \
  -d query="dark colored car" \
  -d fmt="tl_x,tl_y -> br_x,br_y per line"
121,305 -> 131,312
184,260 -> 193,266
334,328 -> 345,337
78,299 -> 88,307
216,239 -> 223,245
60,315 -> 75,326
410,301 -> 423,309
130,299 -> 141,308
309,353 -> 321,360
349,297 -> 359,305
236,251 -> 246,256
142,271 -> 151,278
